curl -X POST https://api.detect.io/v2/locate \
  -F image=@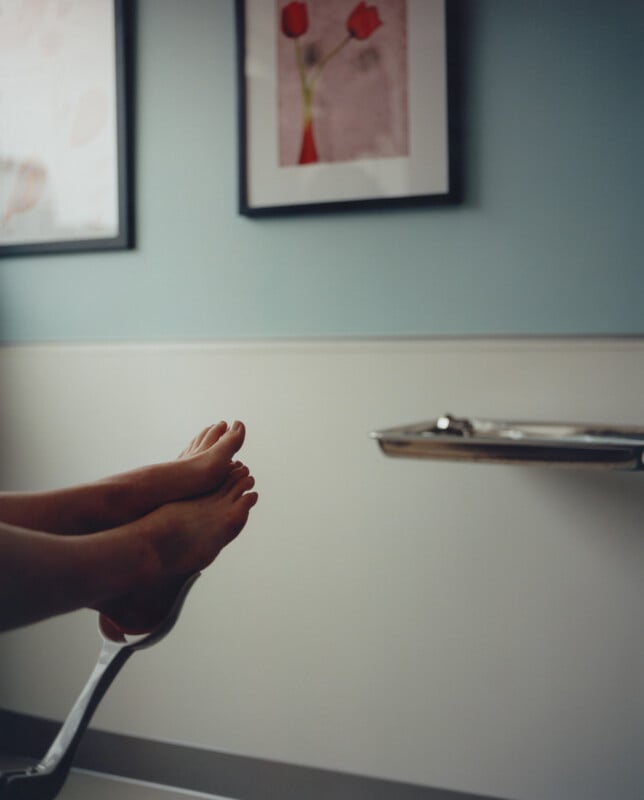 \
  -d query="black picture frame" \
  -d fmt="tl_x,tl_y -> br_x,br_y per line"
0,0 -> 135,257
236,0 -> 459,217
